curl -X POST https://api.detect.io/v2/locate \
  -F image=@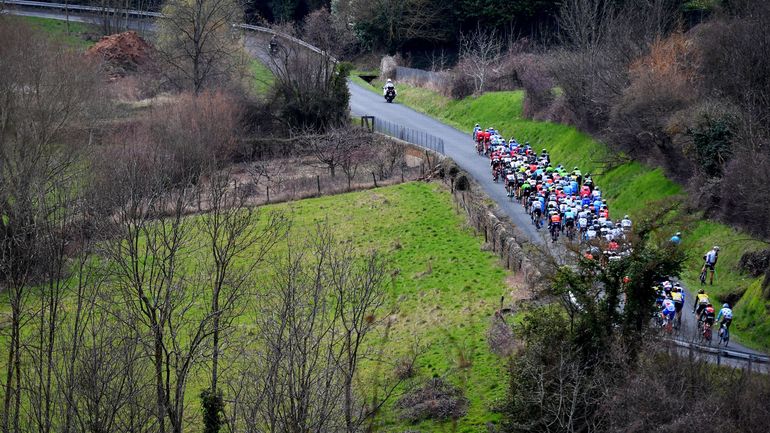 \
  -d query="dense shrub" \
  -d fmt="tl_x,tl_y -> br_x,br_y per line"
445,70 -> 475,99
510,53 -> 553,118
739,249 -> 770,278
